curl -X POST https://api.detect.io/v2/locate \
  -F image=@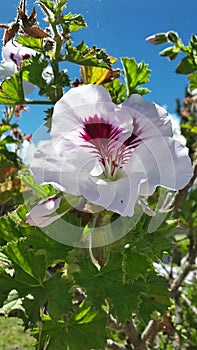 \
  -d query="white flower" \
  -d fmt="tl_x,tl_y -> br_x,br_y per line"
29,85 -> 193,217
0,41 -> 35,94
